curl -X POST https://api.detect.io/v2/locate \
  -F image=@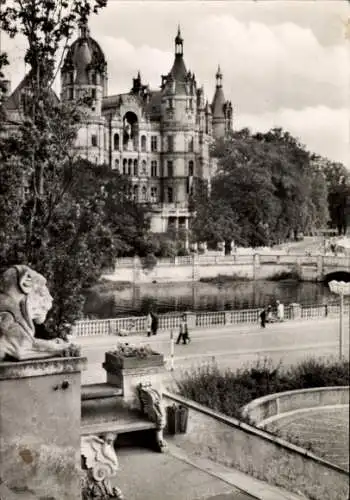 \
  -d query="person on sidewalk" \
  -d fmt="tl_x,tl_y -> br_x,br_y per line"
151,311 -> 159,335
176,314 -> 190,345
259,307 -> 267,328
146,312 -> 152,337
276,300 -> 284,321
